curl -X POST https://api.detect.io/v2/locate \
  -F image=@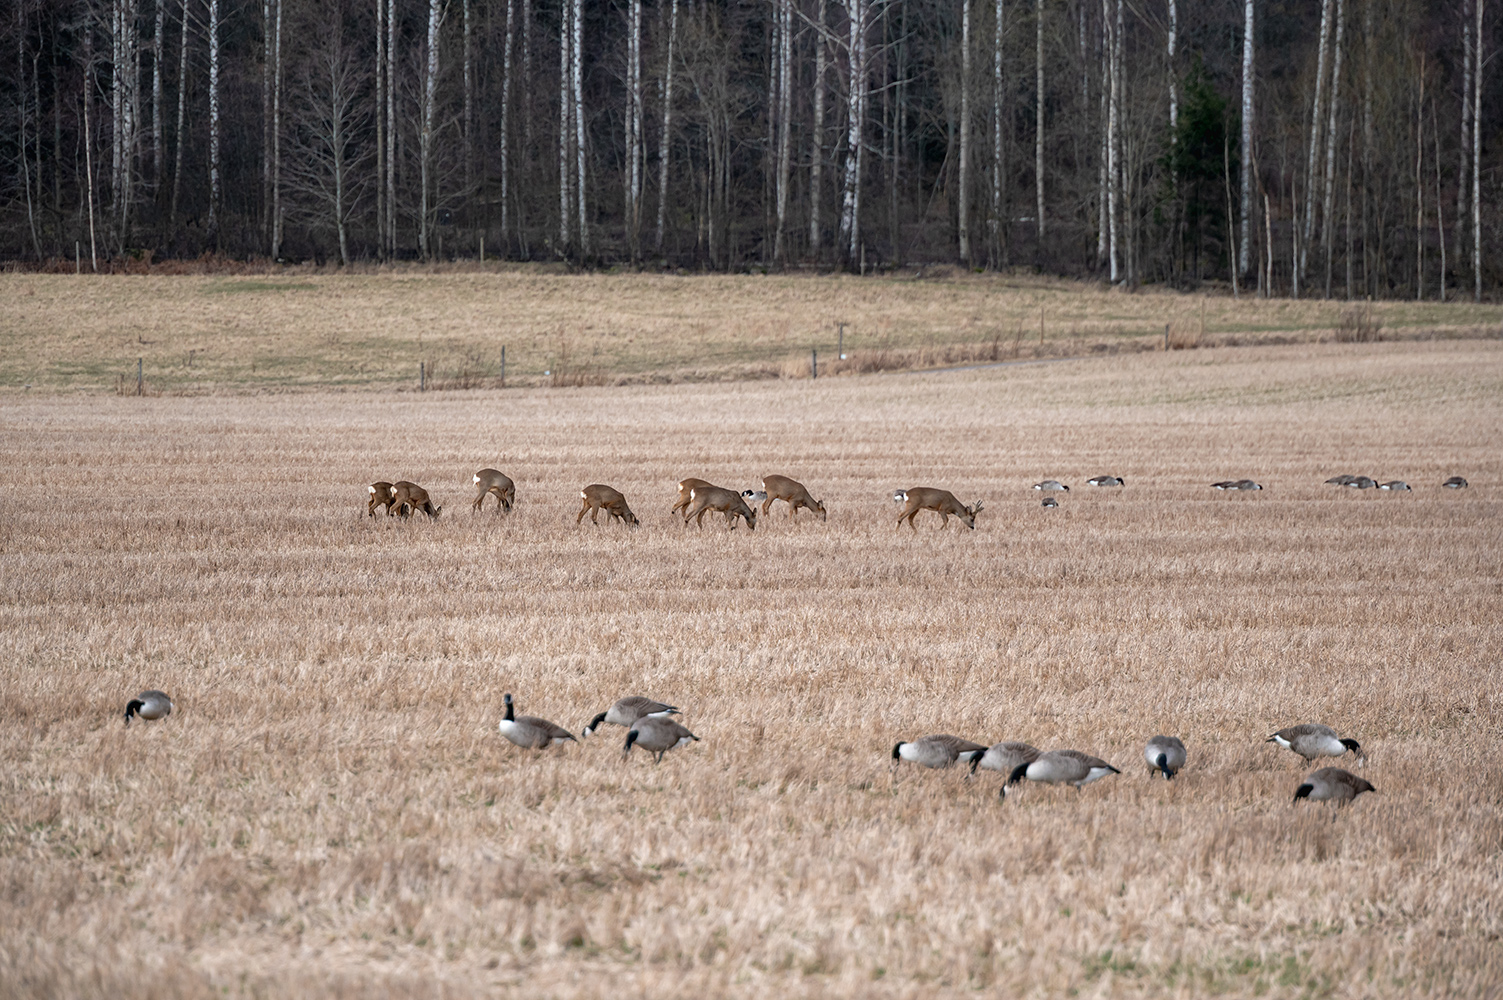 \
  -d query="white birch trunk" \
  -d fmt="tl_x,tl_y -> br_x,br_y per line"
560,0 -> 571,252
1097,7 -> 1106,264
1034,0 -> 1044,241
386,0 -> 396,253
1299,0 -> 1332,286
170,0 -> 188,226
1459,4 -> 1471,280
84,28 -> 99,270
838,0 -> 867,263
574,0 -> 587,254
959,0 -> 971,262
656,0 -> 677,252
1105,0 -> 1117,282
1167,0 -> 1176,138
419,0 -> 439,259
501,0 -> 514,241
271,0 -> 282,257
810,0 -> 827,252
627,0 -> 643,257
376,0 -> 385,254
992,0 -> 1003,261
208,0 -> 220,237
1239,0 -> 1253,276
153,0 -> 163,183
464,0 -> 473,197
1415,65 -> 1424,300
1474,0 -> 1484,302
773,0 -> 793,262
1320,0 -> 1343,296
1434,102 -> 1446,301
262,0 -> 271,227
